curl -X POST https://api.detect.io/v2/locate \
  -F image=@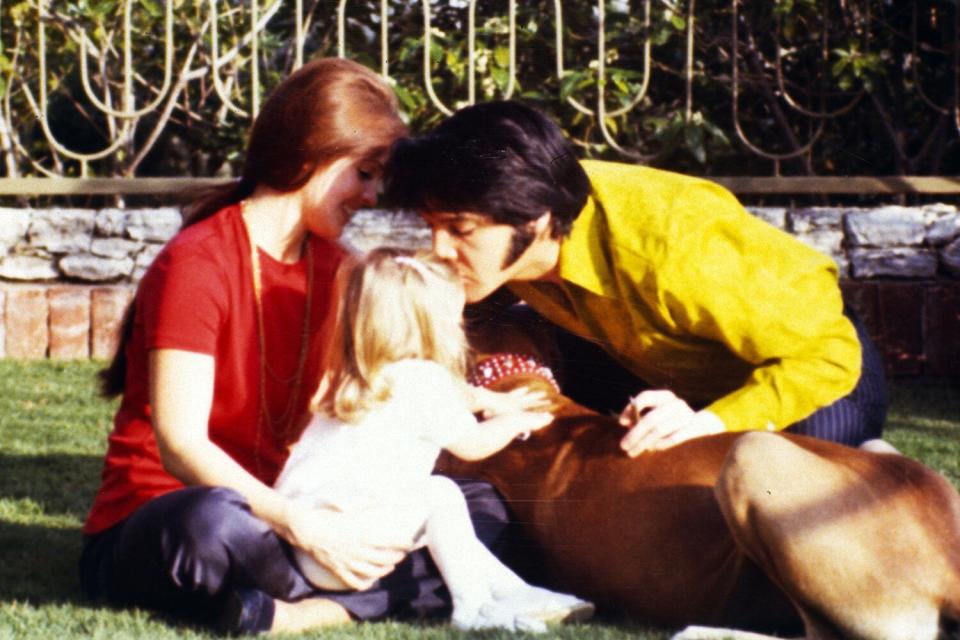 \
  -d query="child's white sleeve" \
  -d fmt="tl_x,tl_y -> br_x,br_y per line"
272,414 -> 322,497
388,360 -> 478,448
